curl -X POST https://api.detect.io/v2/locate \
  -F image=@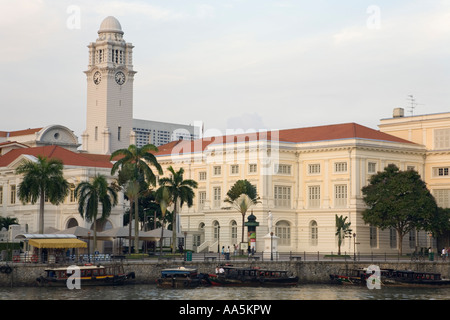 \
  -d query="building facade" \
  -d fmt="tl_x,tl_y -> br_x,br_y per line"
0,145 -> 125,238
153,118 -> 448,255
379,109 -> 450,248
81,16 -> 136,155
